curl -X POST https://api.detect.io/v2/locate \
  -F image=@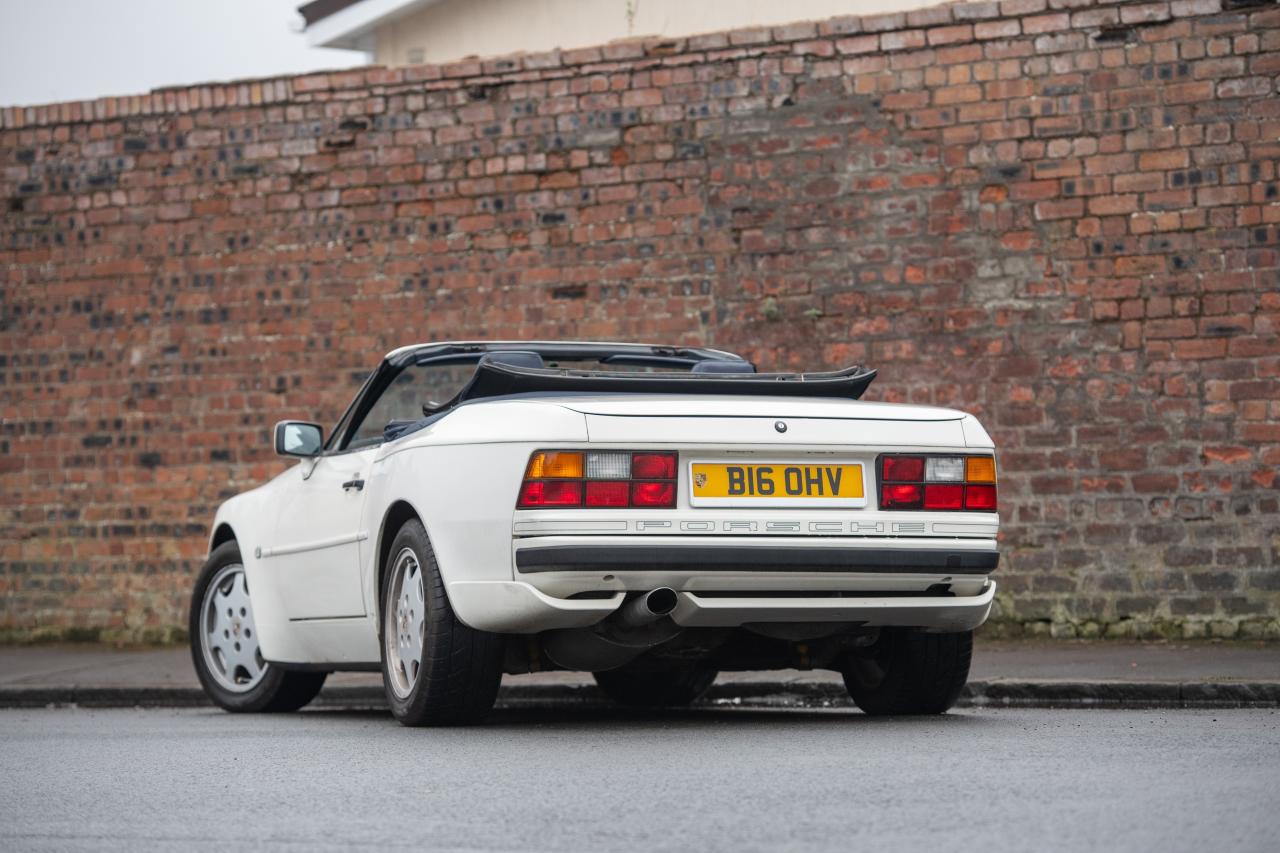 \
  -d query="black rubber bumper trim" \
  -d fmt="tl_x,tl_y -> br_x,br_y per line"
515,545 -> 998,574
